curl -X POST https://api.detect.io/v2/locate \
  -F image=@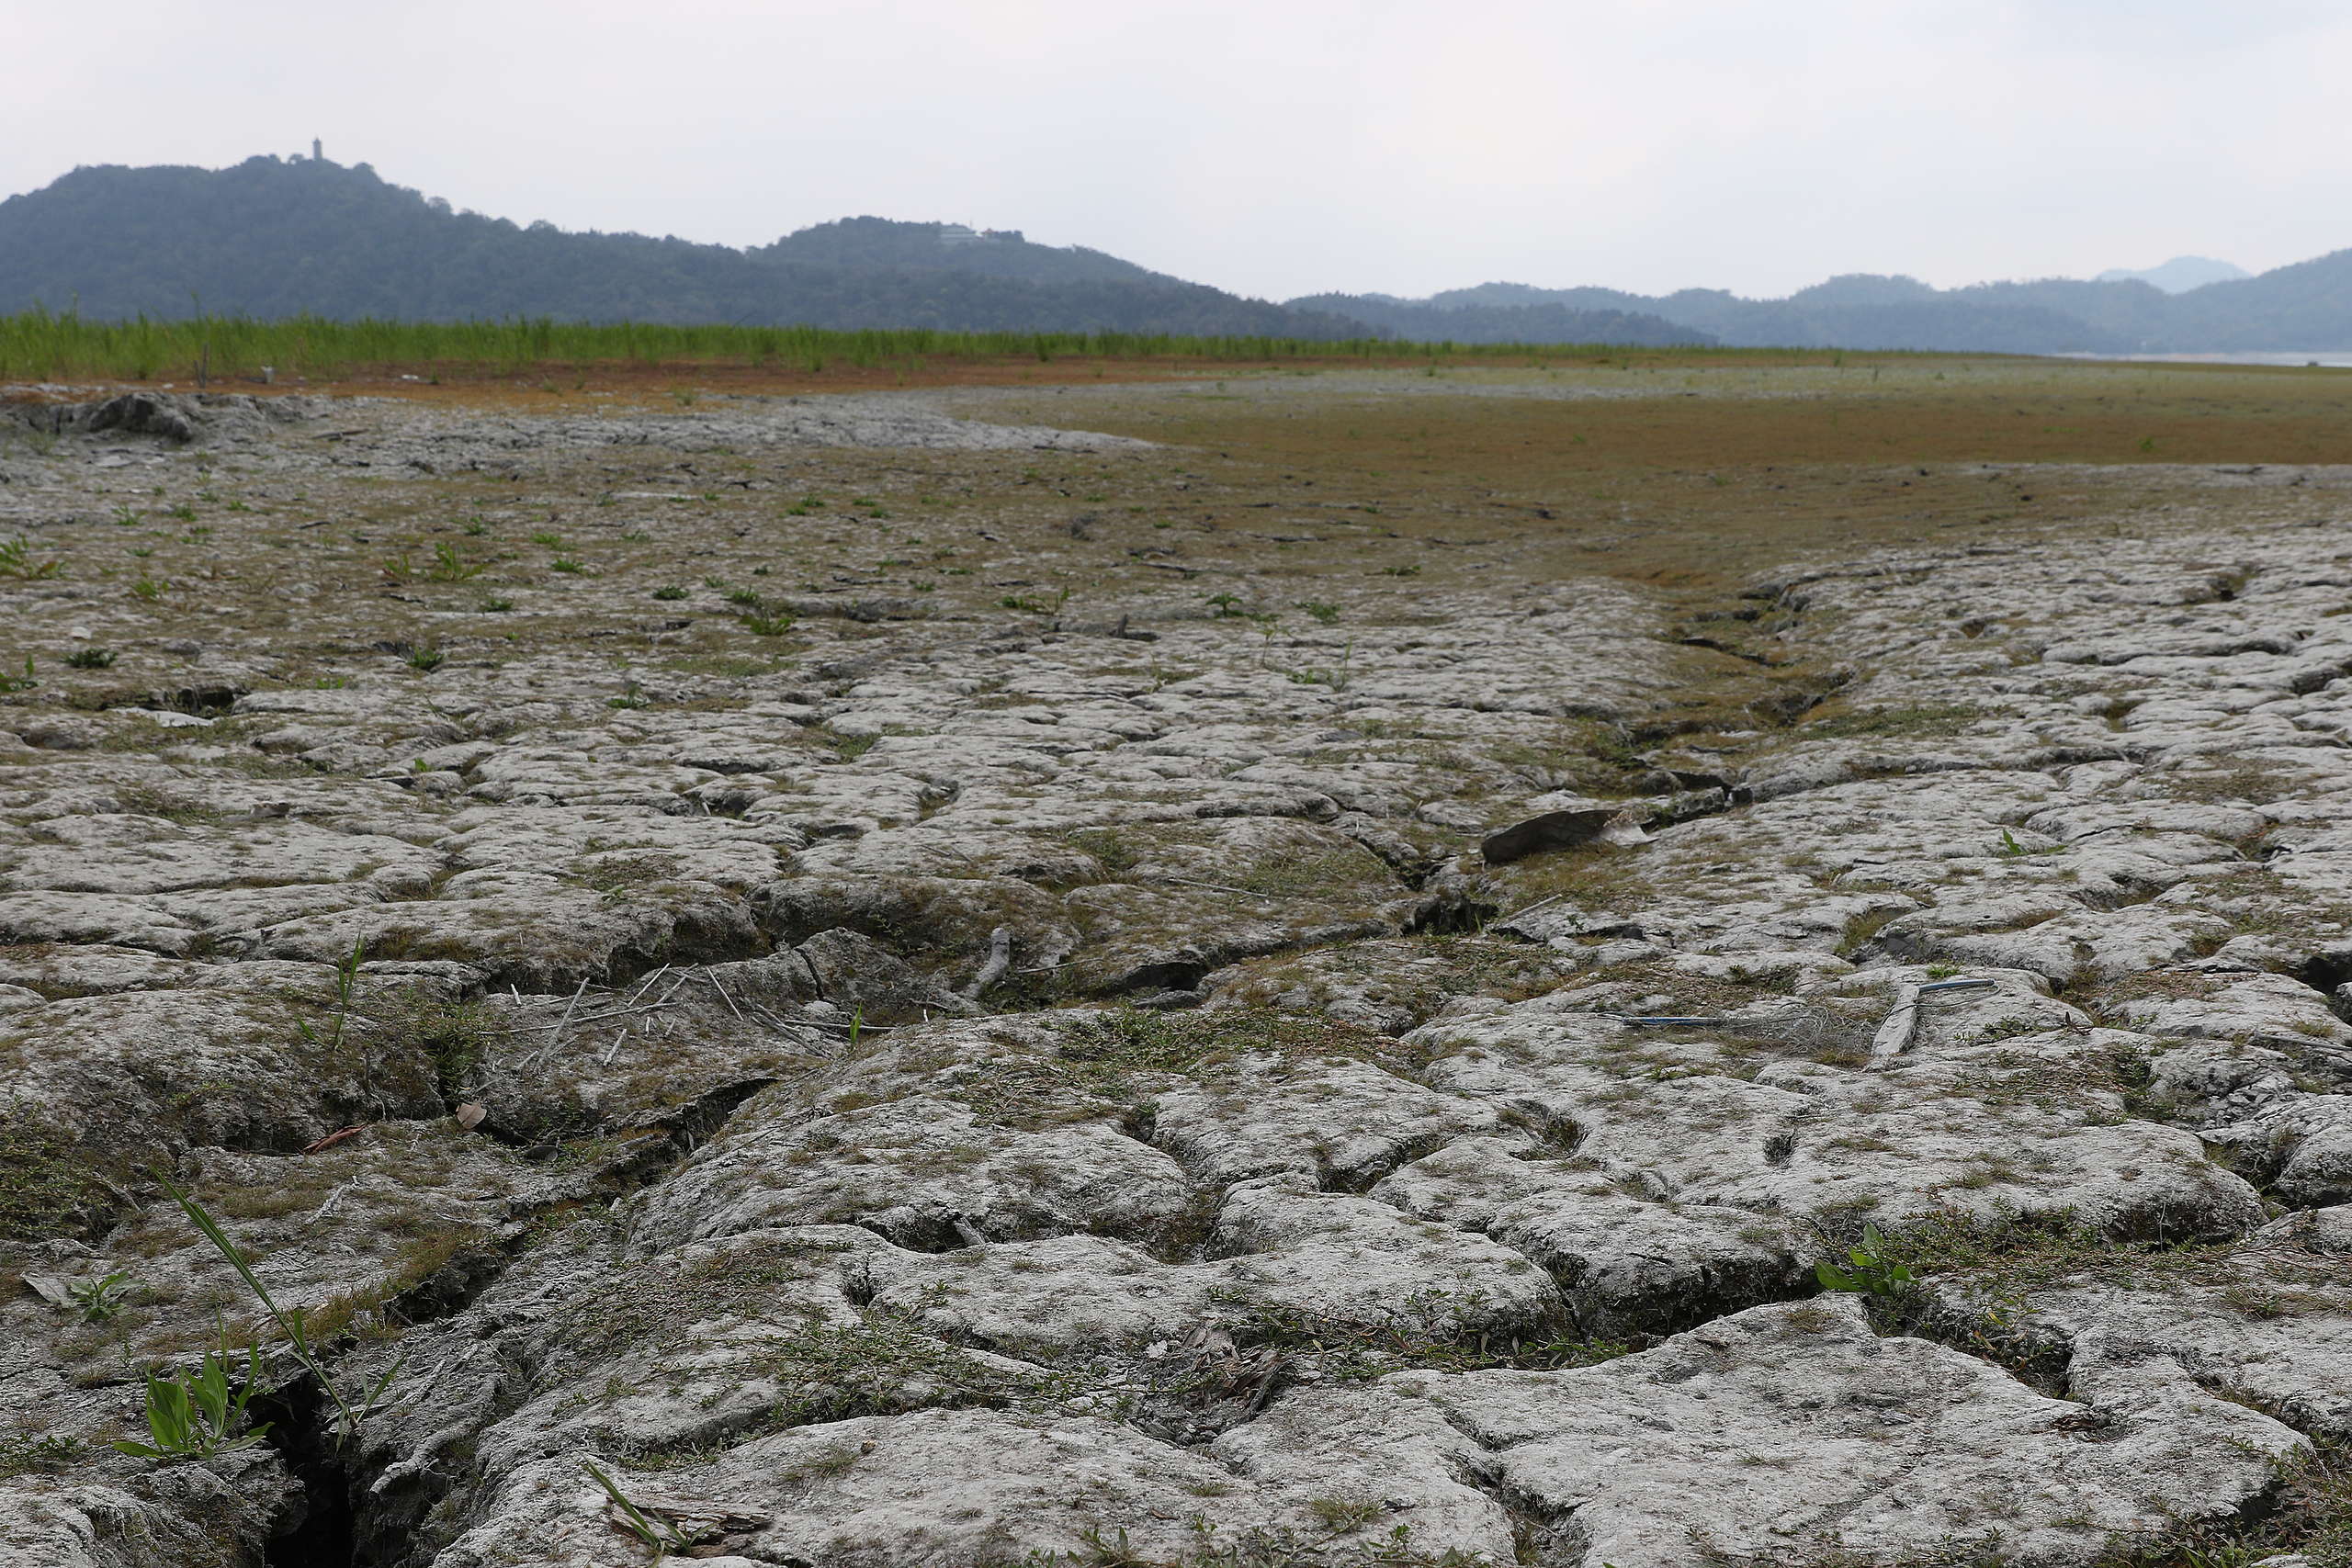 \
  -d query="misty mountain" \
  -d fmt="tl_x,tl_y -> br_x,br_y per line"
755,217 -> 1166,287
1332,255 -> 2352,354
1284,293 -> 1710,347
2095,255 -> 2250,293
1785,274 -> 1940,309
2154,250 -> 2352,349
0,157 -> 1368,340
